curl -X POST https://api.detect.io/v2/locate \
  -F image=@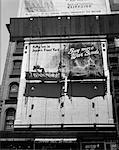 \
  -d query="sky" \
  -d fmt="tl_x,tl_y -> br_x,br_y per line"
0,0 -> 19,84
